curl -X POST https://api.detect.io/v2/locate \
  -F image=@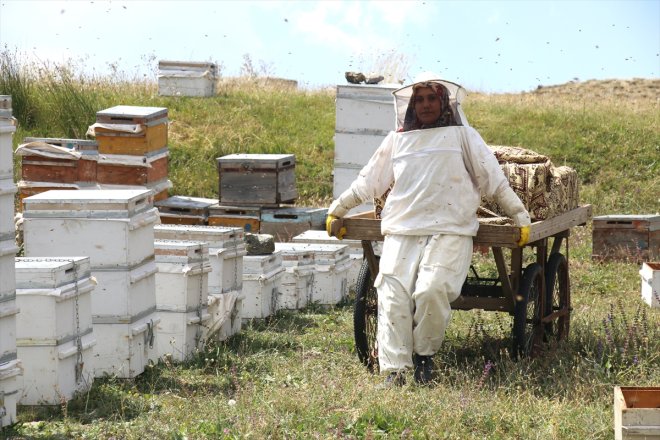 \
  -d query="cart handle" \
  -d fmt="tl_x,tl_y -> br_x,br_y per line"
329,216 -> 345,239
